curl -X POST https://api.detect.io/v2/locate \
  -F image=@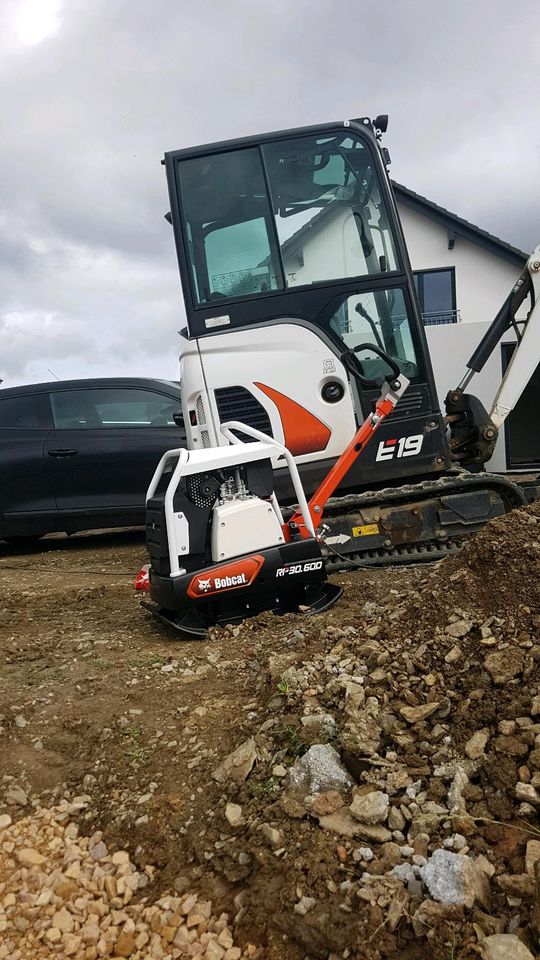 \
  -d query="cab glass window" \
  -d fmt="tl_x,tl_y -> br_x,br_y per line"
178,148 -> 283,304
51,389 -> 180,429
0,394 -> 47,428
176,130 -> 398,306
262,133 -> 398,286
325,288 -> 419,381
